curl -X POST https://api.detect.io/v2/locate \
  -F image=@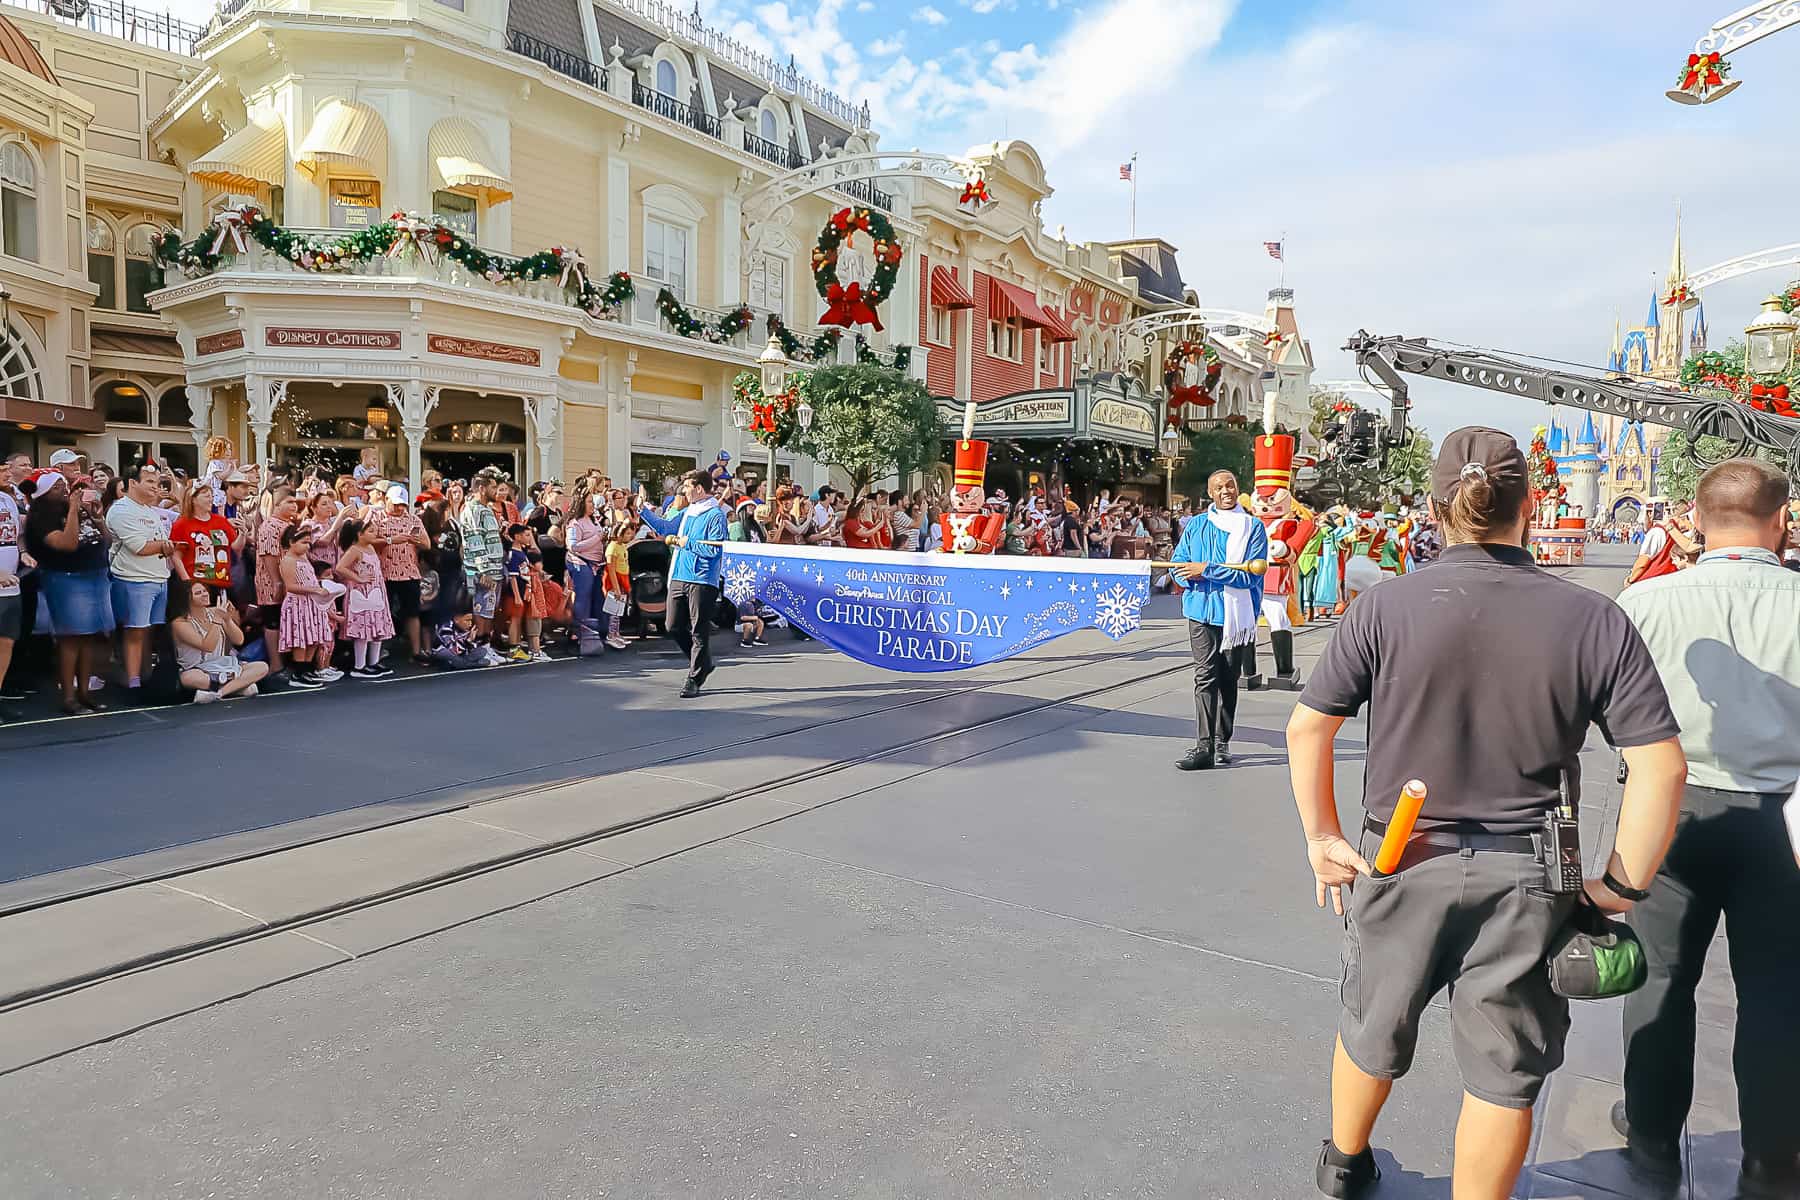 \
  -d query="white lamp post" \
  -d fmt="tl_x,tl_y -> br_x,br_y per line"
757,332 -> 792,489
1744,295 -> 1798,376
